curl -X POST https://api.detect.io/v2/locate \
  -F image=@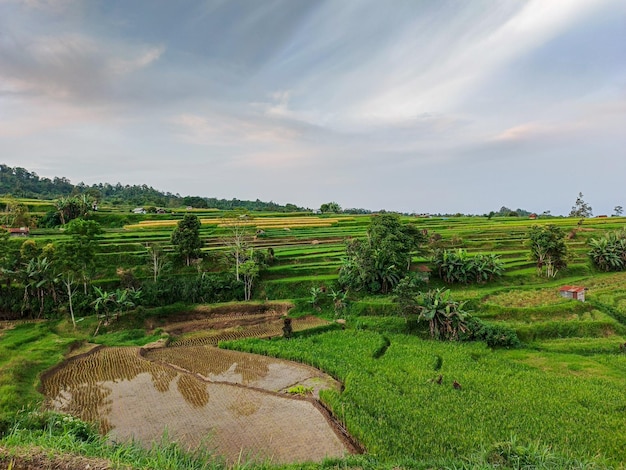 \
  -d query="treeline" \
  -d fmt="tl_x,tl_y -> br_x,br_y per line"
0,164 -> 306,212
